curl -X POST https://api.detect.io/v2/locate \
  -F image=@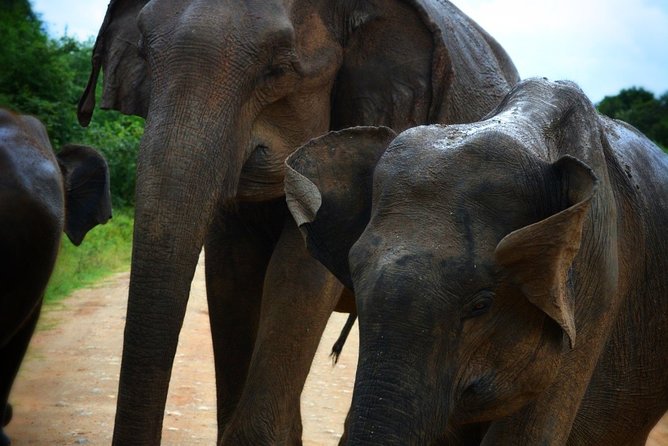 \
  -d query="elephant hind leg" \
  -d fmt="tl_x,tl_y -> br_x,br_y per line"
204,200 -> 284,443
